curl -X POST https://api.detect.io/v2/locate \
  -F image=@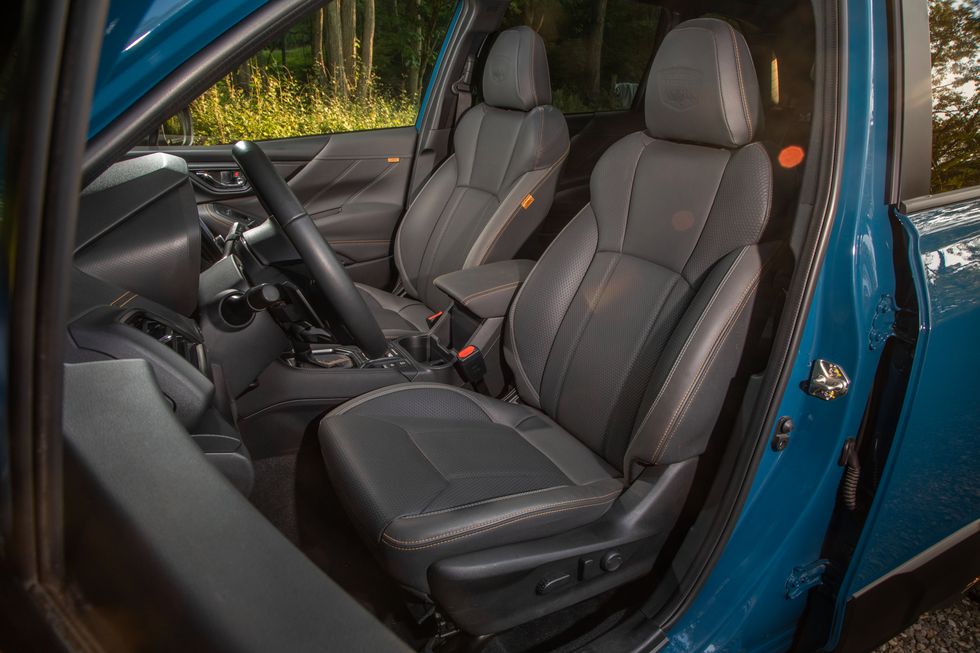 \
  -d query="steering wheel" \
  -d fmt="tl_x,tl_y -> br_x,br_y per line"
231,141 -> 388,358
